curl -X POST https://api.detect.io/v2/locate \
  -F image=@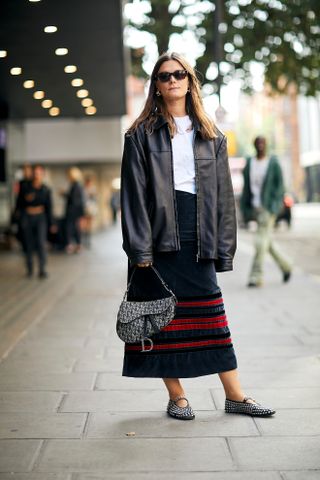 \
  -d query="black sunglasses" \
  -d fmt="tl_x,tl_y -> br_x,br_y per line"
155,69 -> 188,83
